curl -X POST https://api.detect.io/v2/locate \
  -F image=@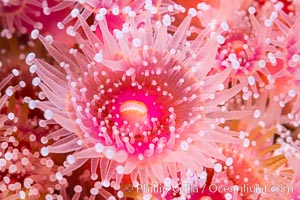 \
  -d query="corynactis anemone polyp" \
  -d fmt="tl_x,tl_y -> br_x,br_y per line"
264,3 -> 300,125
0,78 -> 59,200
221,128 -> 292,199
199,3 -> 275,97
0,0 -> 49,38
31,9 -> 251,192
212,93 -> 294,200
